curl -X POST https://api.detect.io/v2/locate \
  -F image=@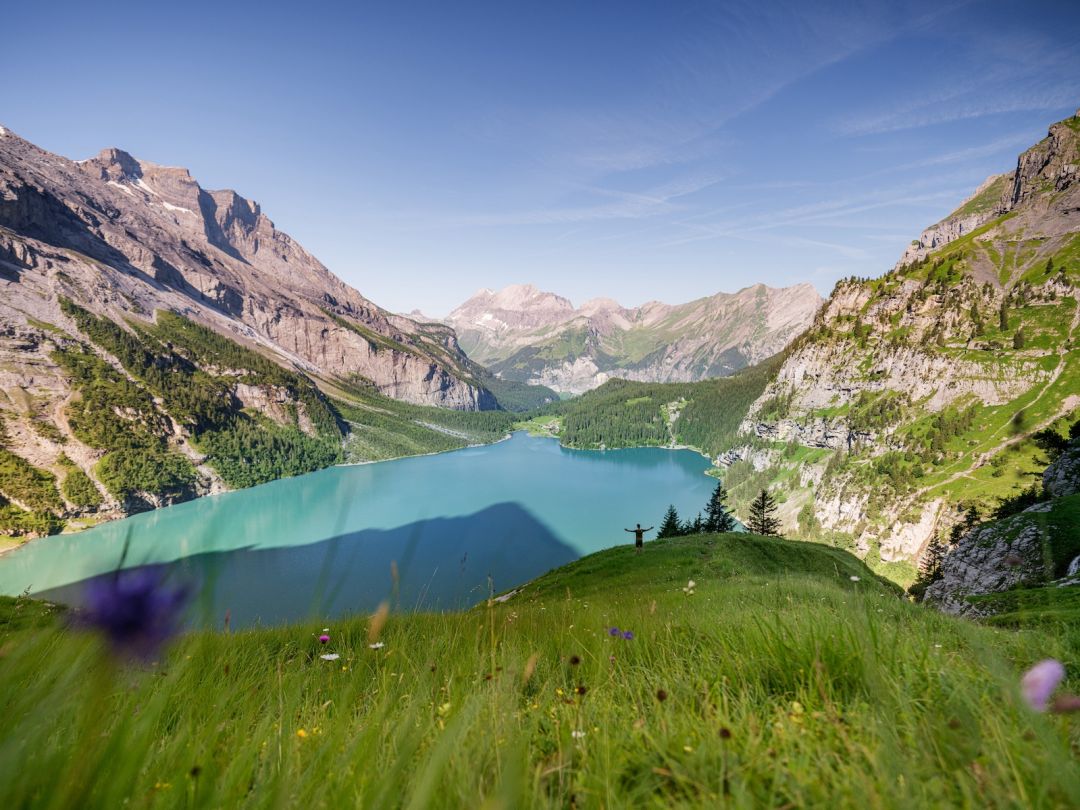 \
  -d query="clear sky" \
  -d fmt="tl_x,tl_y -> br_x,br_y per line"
4,0 -> 1079,315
